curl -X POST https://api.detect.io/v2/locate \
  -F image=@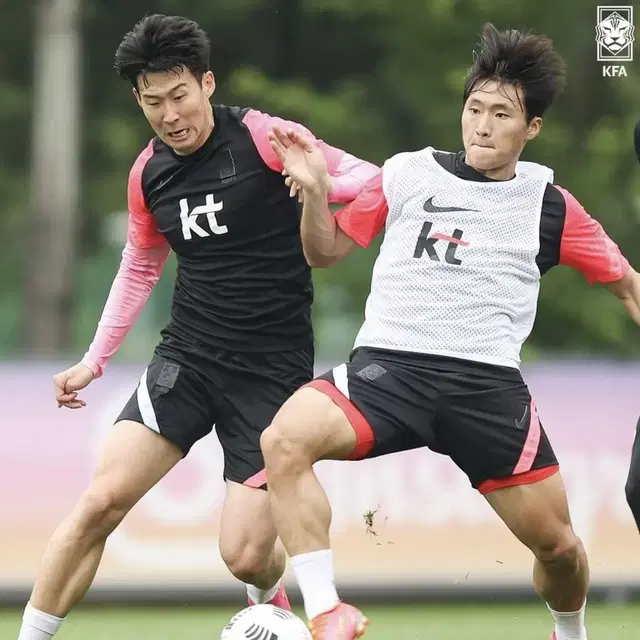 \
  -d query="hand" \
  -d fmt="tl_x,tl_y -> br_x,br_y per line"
284,174 -> 305,203
268,127 -> 331,194
53,363 -> 94,409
